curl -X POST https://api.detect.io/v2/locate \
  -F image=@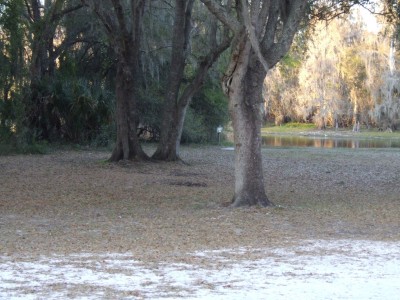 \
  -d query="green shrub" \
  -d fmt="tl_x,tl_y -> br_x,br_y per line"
21,76 -> 115,144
